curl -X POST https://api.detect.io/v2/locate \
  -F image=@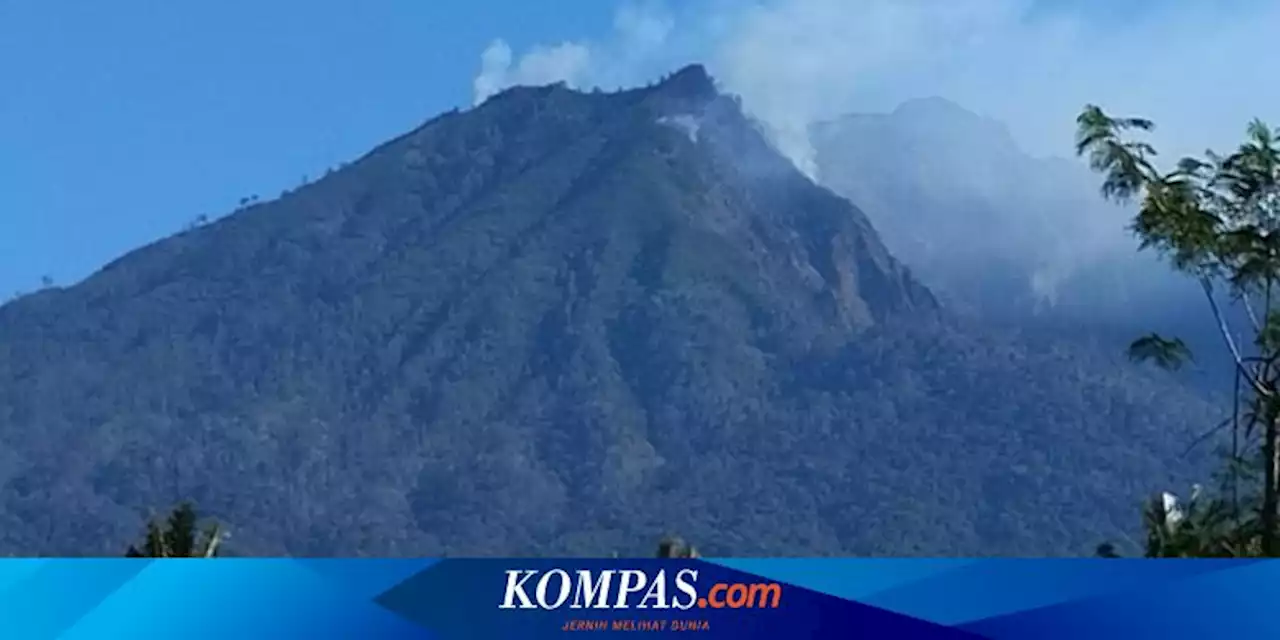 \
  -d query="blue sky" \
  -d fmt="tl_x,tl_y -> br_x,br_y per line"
2,0 -> 1276,296
1,0 -> 618,295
